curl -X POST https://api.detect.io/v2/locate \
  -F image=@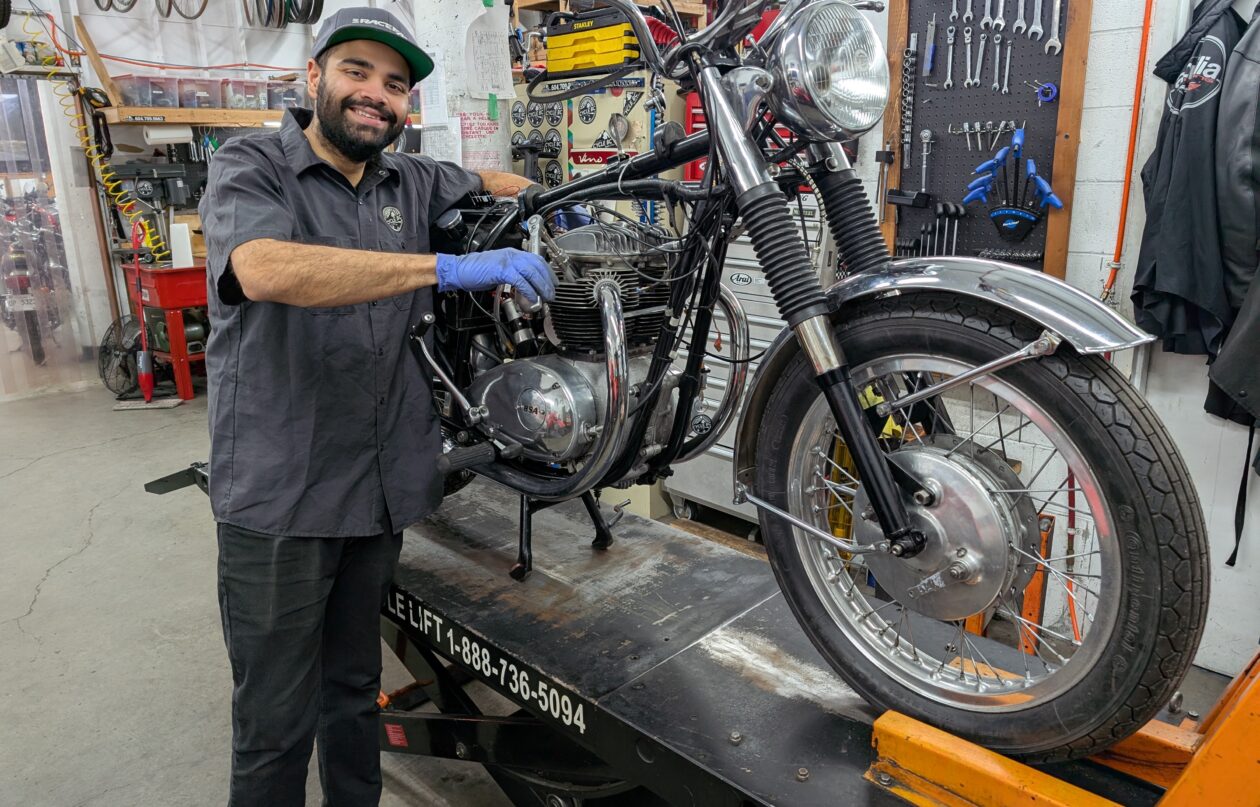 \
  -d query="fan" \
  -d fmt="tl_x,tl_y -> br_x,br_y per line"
98,315 -> 144,396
